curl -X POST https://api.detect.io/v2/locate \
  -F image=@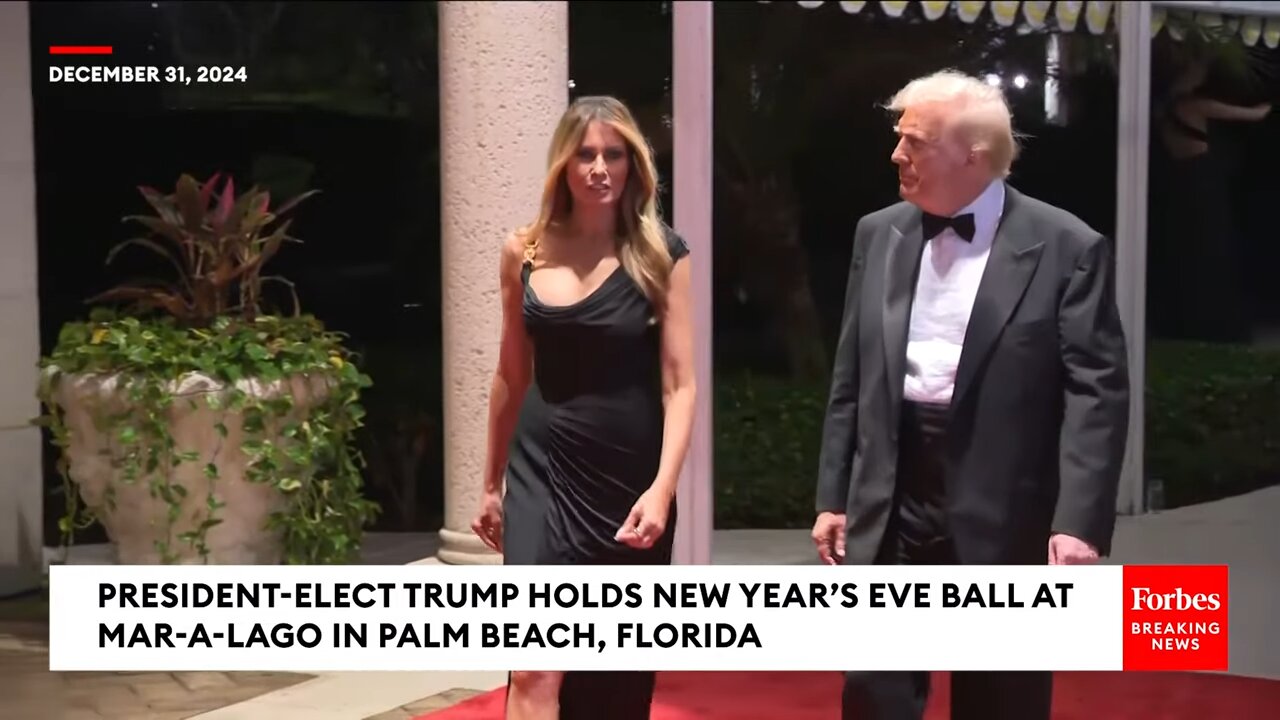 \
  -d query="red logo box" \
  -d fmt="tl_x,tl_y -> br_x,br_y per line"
1122,565 -> 1229,671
